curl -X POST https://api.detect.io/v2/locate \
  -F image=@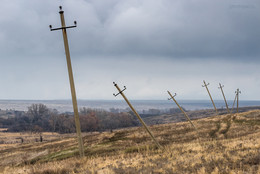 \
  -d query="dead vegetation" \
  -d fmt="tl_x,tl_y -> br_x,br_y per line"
1,109 -> 260,173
